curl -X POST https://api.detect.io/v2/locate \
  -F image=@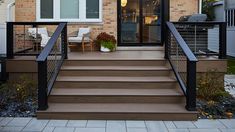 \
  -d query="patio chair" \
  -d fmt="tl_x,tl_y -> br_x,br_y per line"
28,27 -> 51,48
68,28 -> 94,52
